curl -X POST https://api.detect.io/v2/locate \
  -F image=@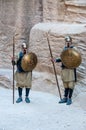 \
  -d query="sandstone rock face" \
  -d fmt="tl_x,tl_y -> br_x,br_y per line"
0,0 -> 86,96
43,0 -> 86,23
64,0 -> 86,23
0,0 -> 86,68
29,22 -> 86,94
43,0 -> 58,22
0,0 -> 43,68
